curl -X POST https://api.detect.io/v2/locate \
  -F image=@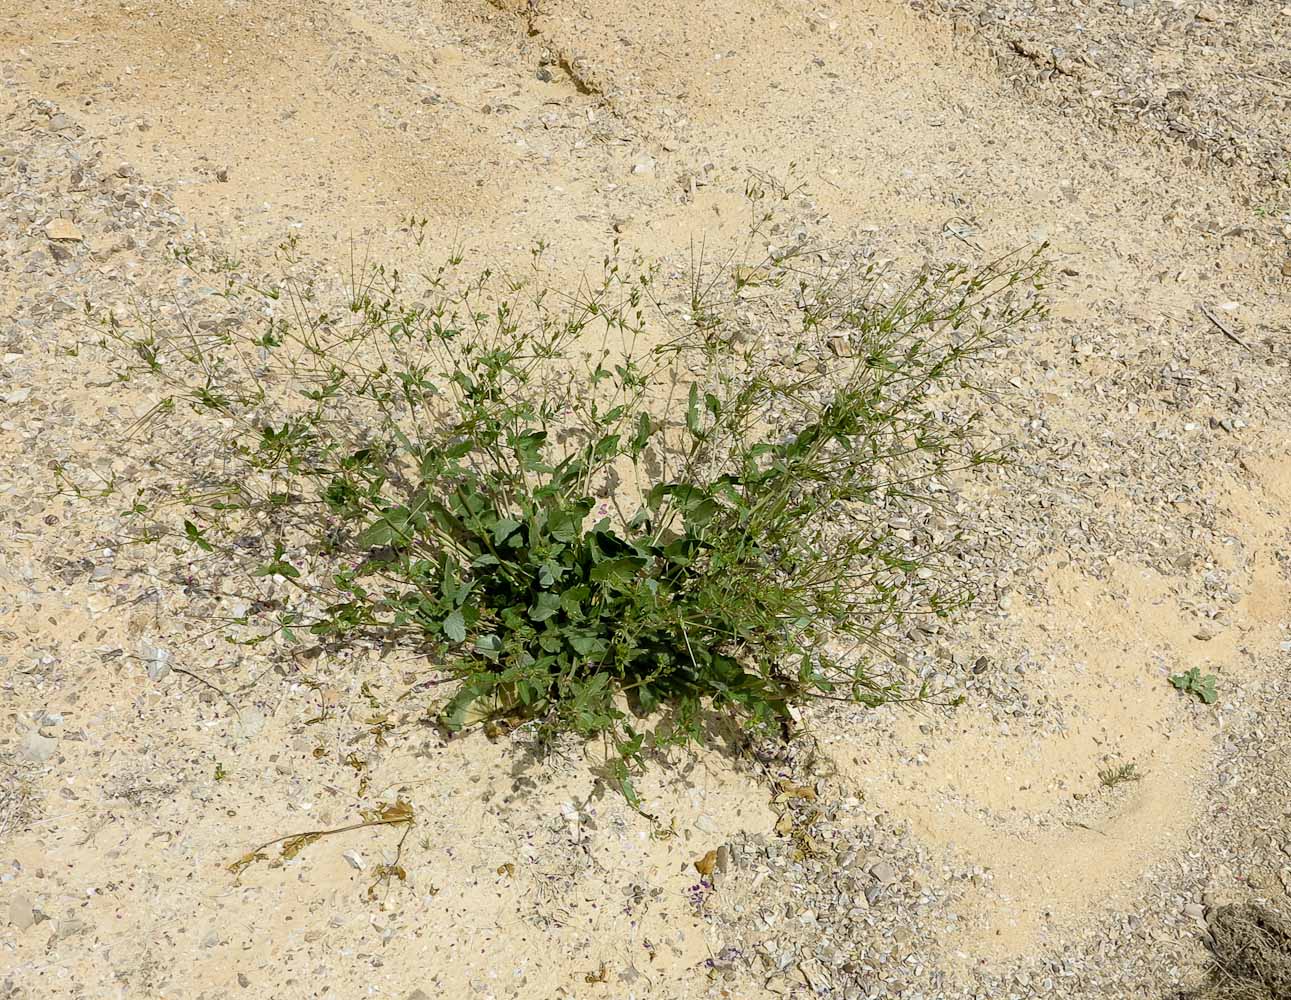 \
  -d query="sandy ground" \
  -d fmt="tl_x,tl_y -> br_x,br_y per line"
1,1 -> 1289,998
